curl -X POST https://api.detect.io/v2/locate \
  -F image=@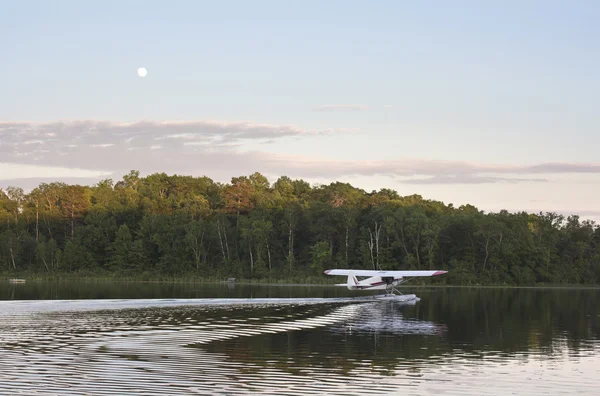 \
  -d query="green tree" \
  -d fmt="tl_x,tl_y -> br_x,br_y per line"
0,170 -> 597,285
185,220 -> 208,271
310,241 -> 331,274
109,224 -> 133,270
